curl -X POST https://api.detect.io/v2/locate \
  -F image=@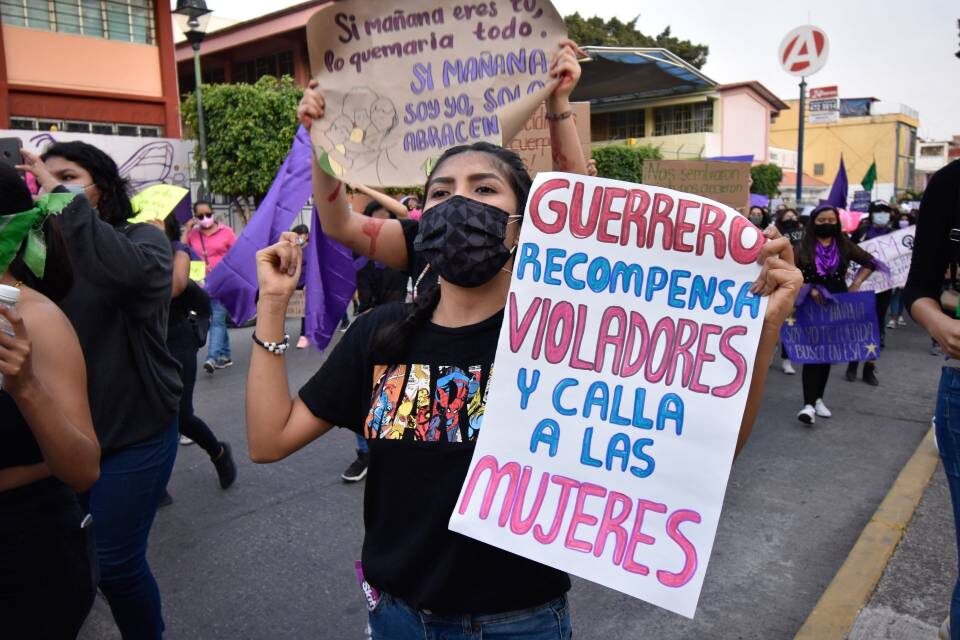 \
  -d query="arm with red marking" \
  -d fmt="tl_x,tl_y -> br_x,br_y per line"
547,41 -> 588,176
